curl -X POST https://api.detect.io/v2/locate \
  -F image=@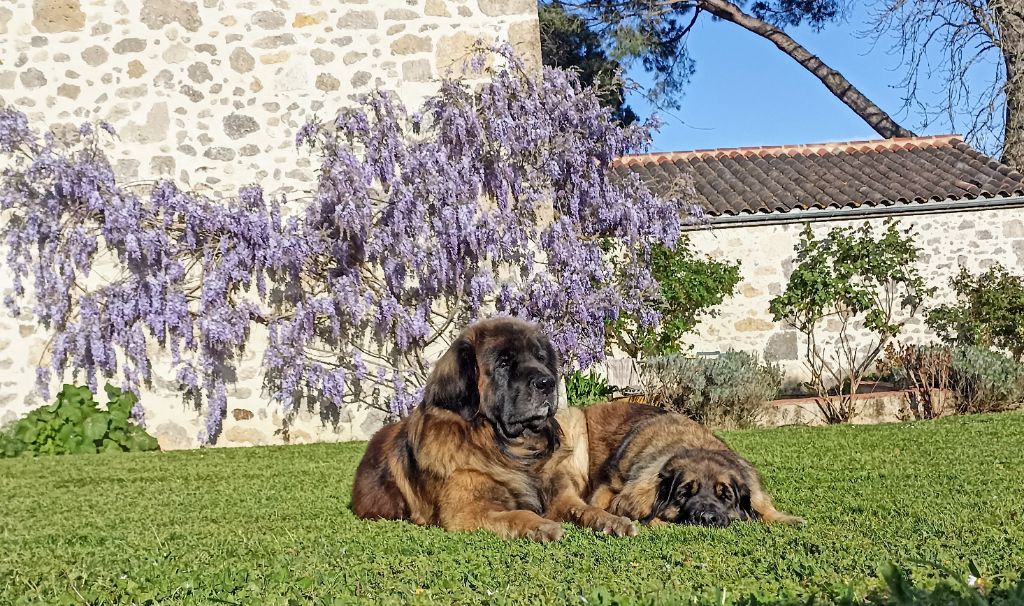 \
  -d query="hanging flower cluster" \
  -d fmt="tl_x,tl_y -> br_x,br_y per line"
0,48 -> 694,443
